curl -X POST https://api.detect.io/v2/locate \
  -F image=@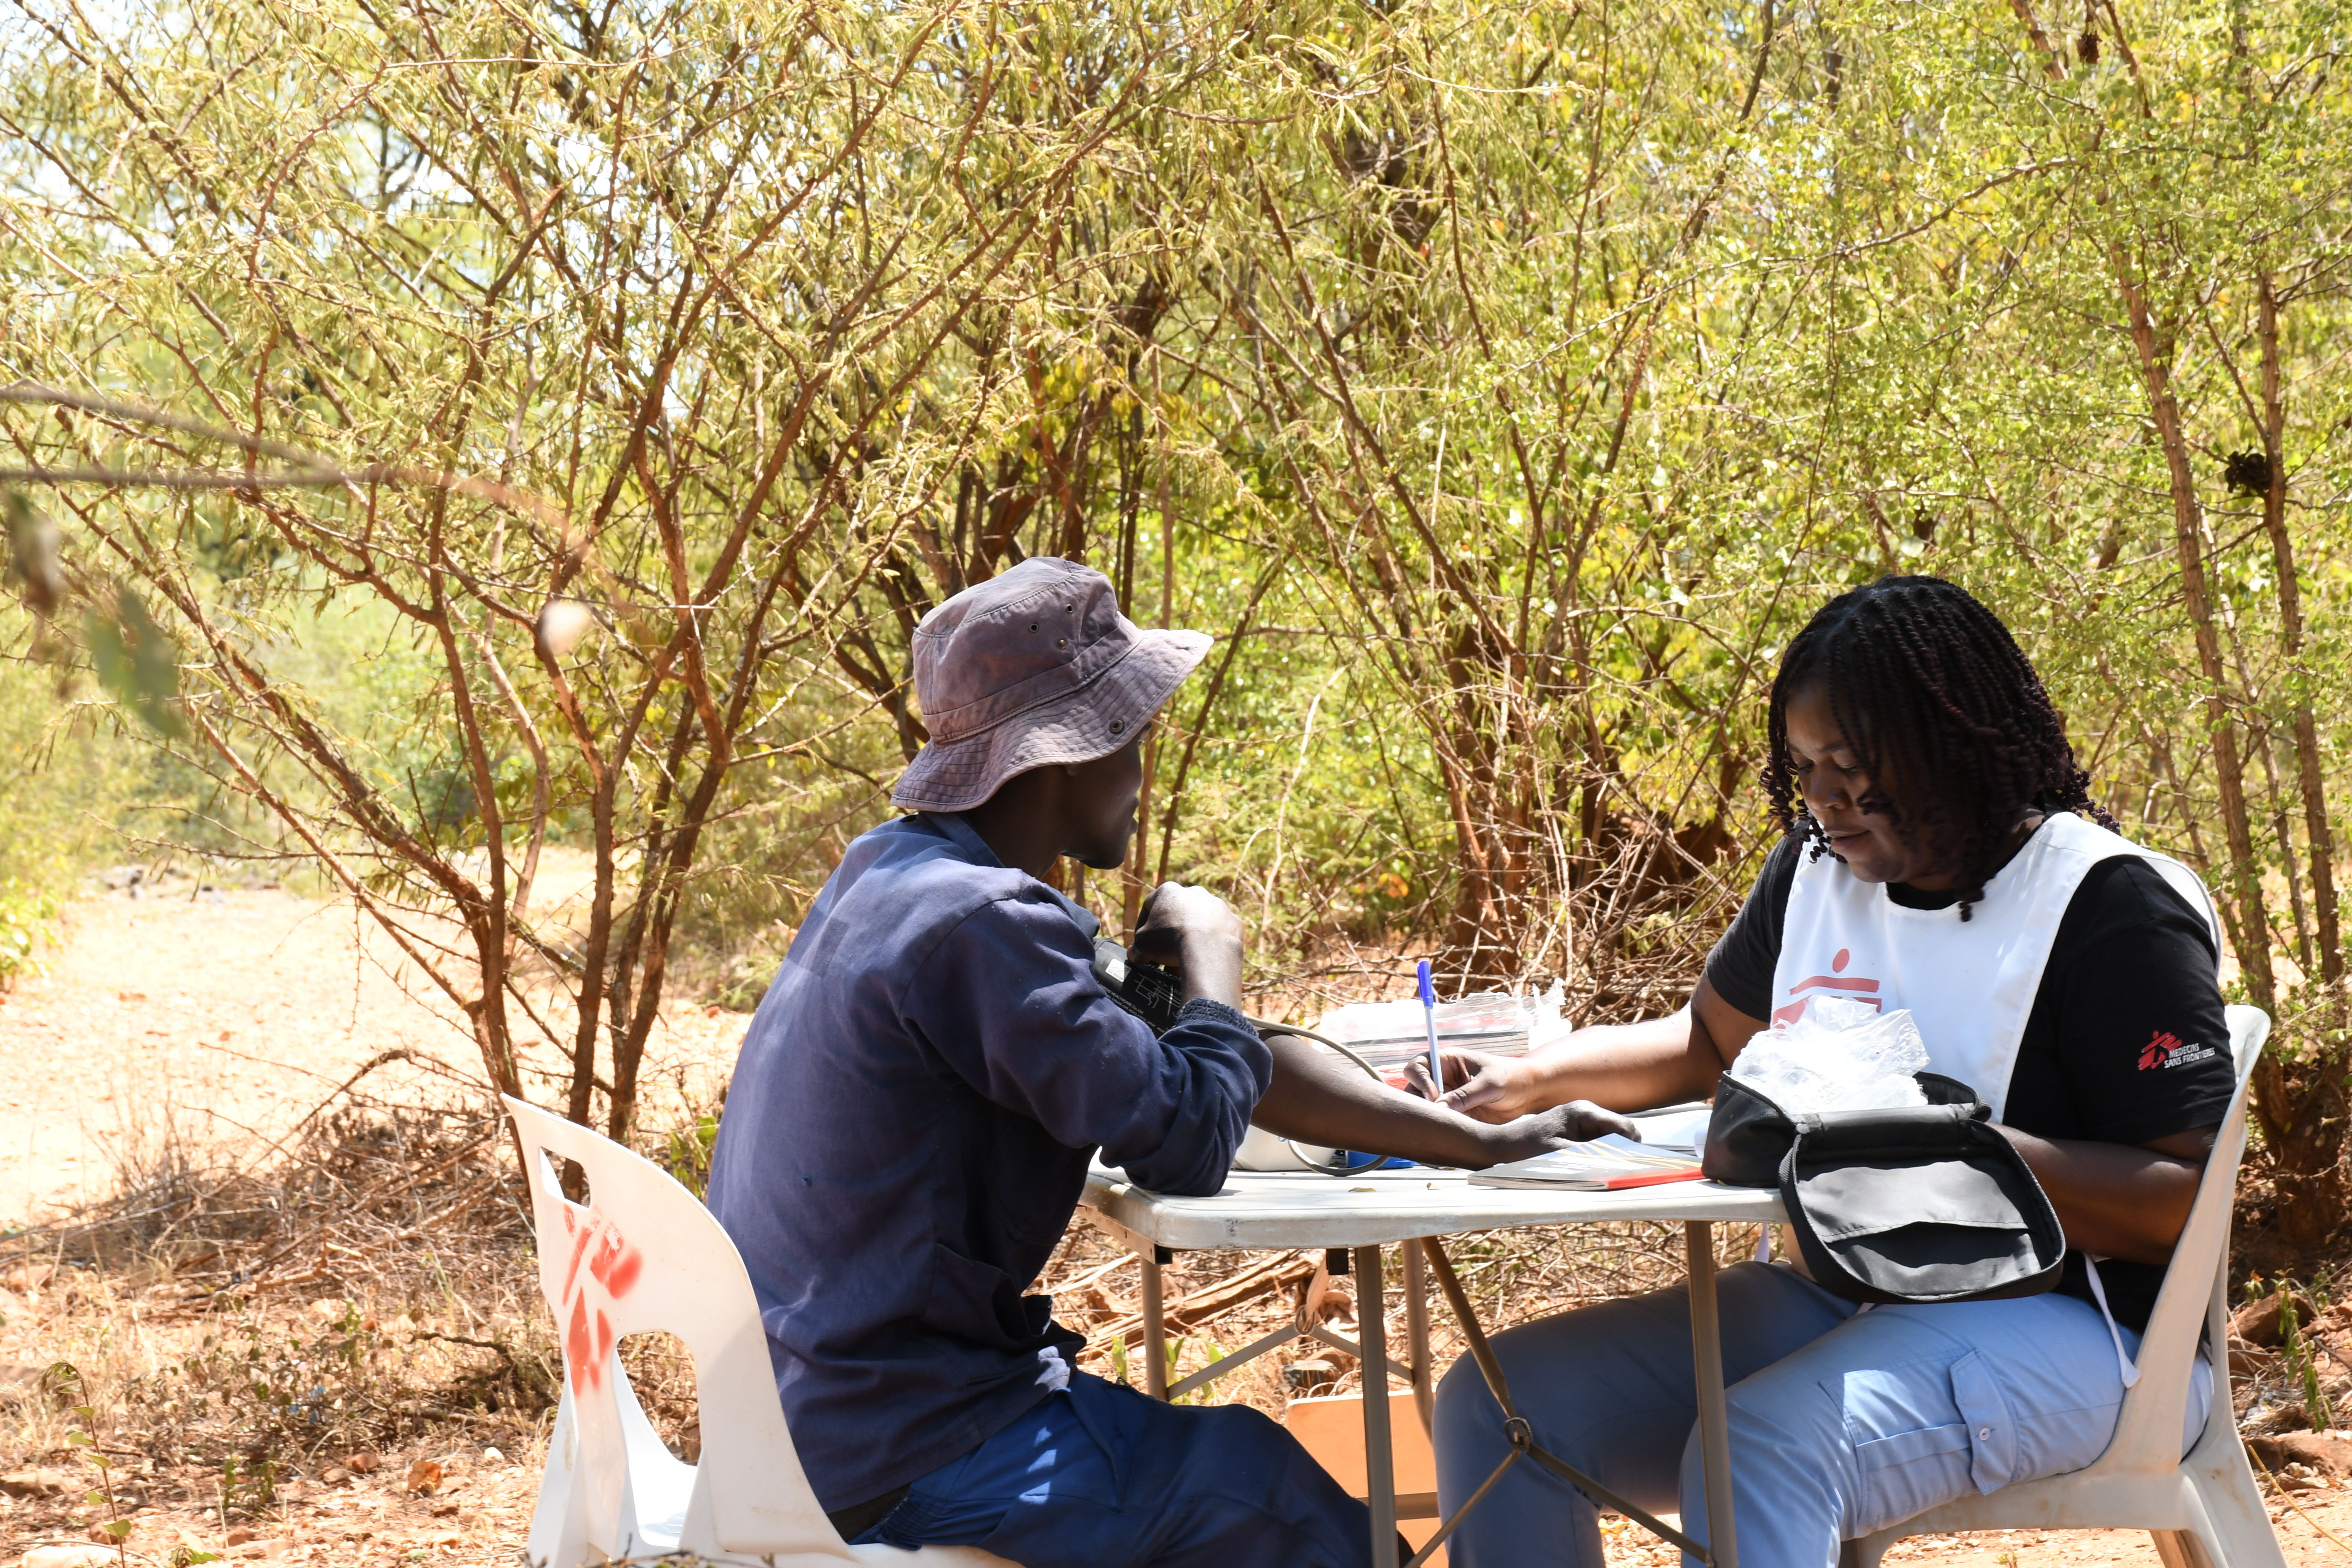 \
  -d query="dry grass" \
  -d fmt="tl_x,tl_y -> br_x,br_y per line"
0,1080 -> 697,1564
